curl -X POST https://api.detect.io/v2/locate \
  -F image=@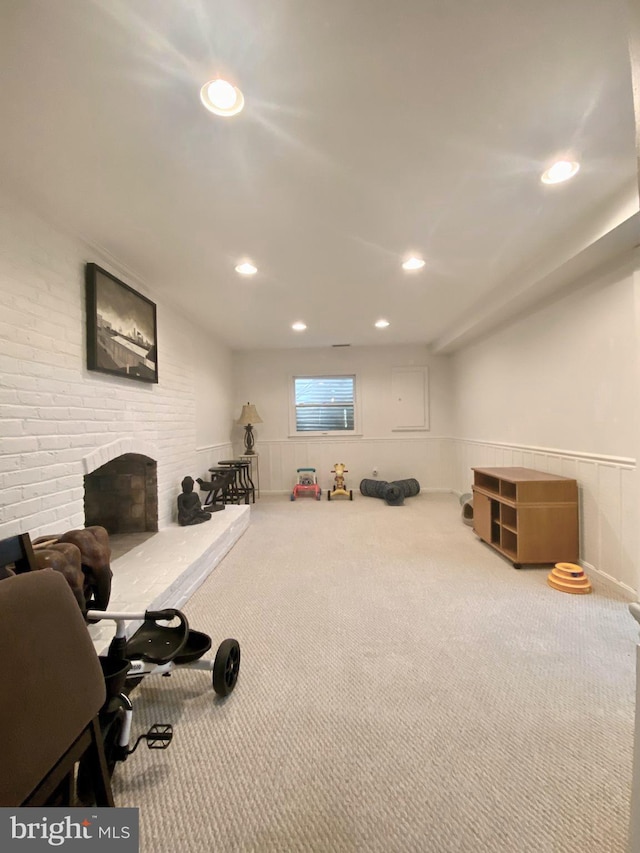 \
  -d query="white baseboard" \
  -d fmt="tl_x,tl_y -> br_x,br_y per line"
581,560 -> 637,600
